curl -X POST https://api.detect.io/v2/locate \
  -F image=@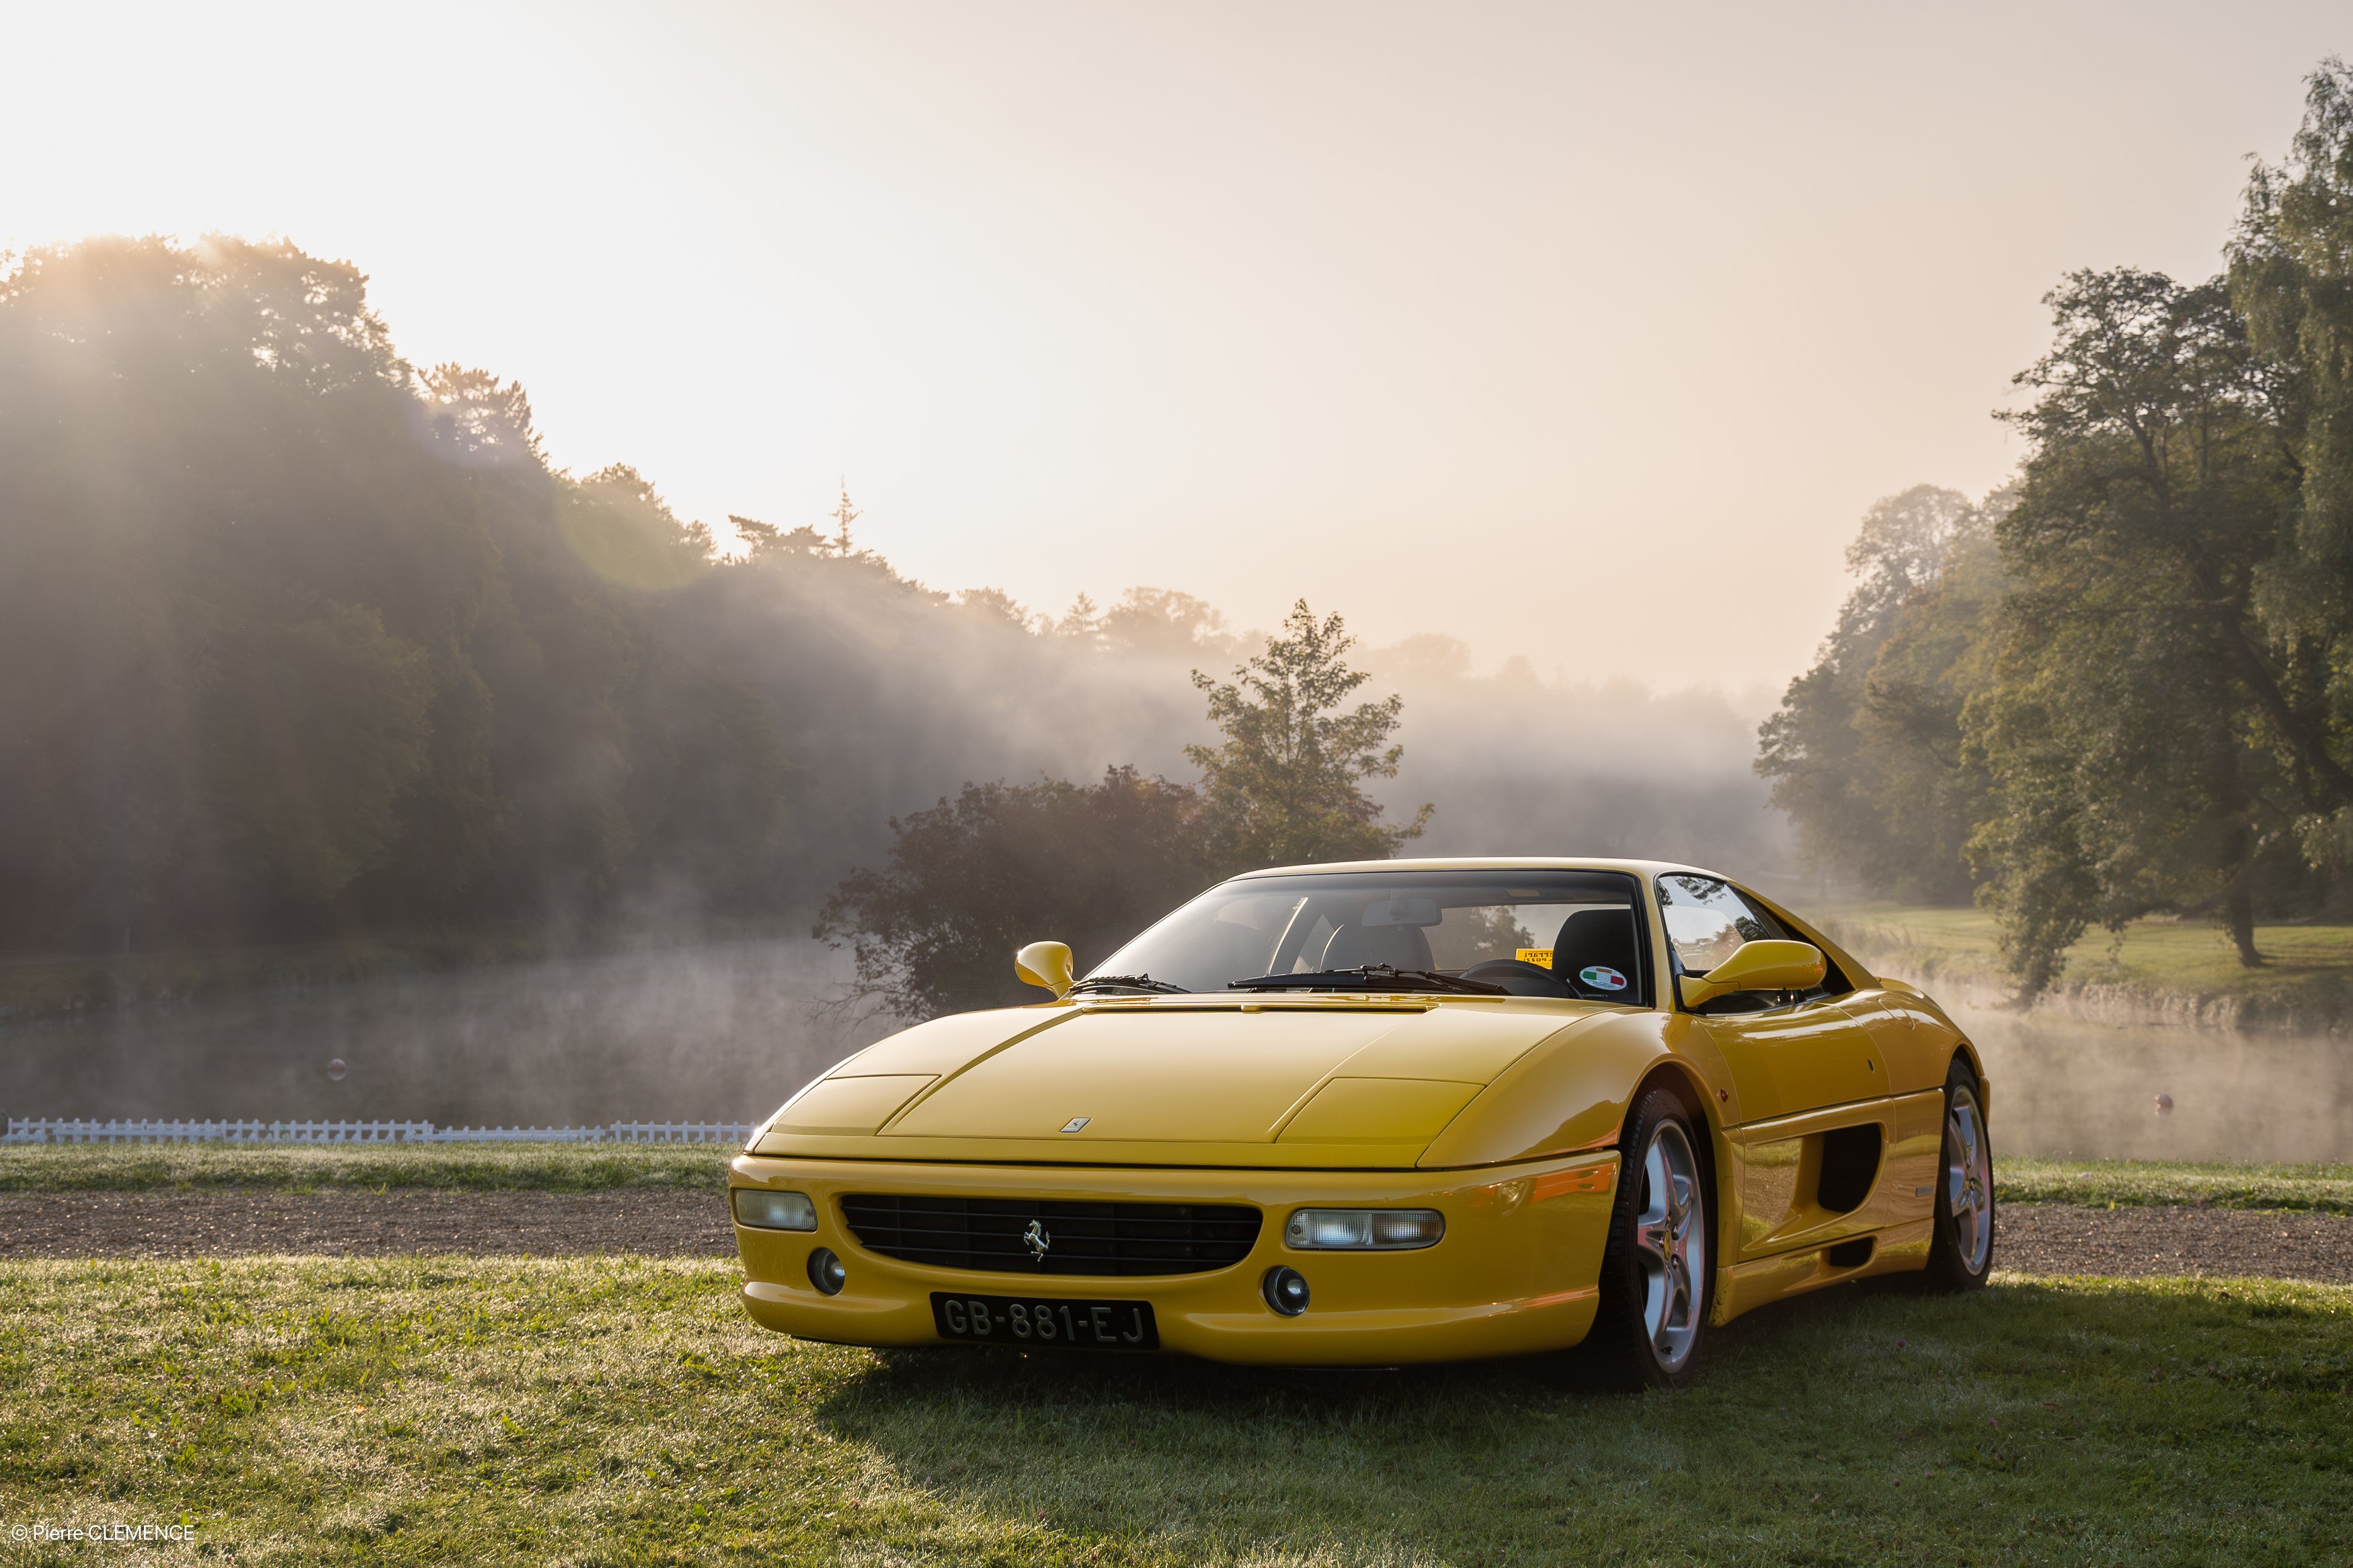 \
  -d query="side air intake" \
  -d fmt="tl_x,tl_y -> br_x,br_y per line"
1816,1124 -> 1882,1214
